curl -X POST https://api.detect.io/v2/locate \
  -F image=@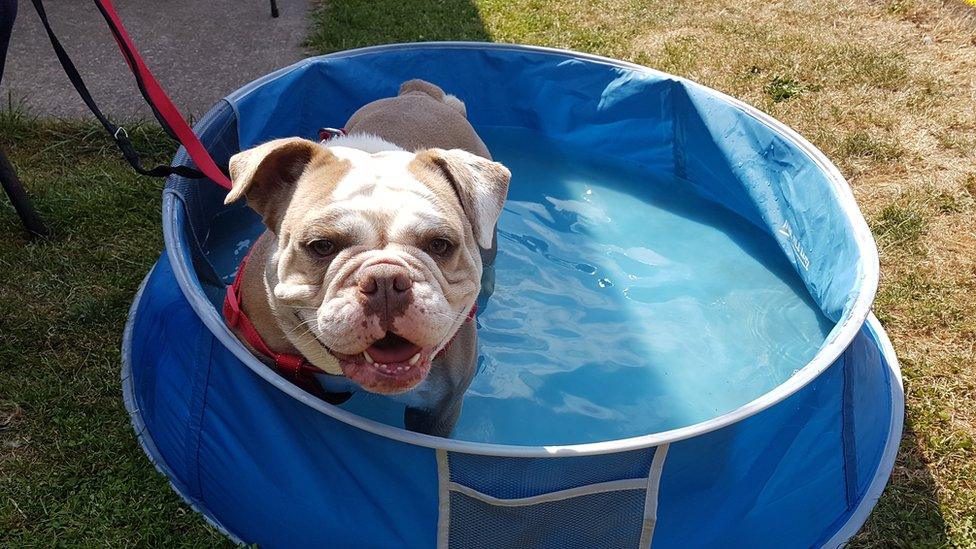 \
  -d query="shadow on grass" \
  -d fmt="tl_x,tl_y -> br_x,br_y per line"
851,418 -> 949,547
305,0 -> 490,54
